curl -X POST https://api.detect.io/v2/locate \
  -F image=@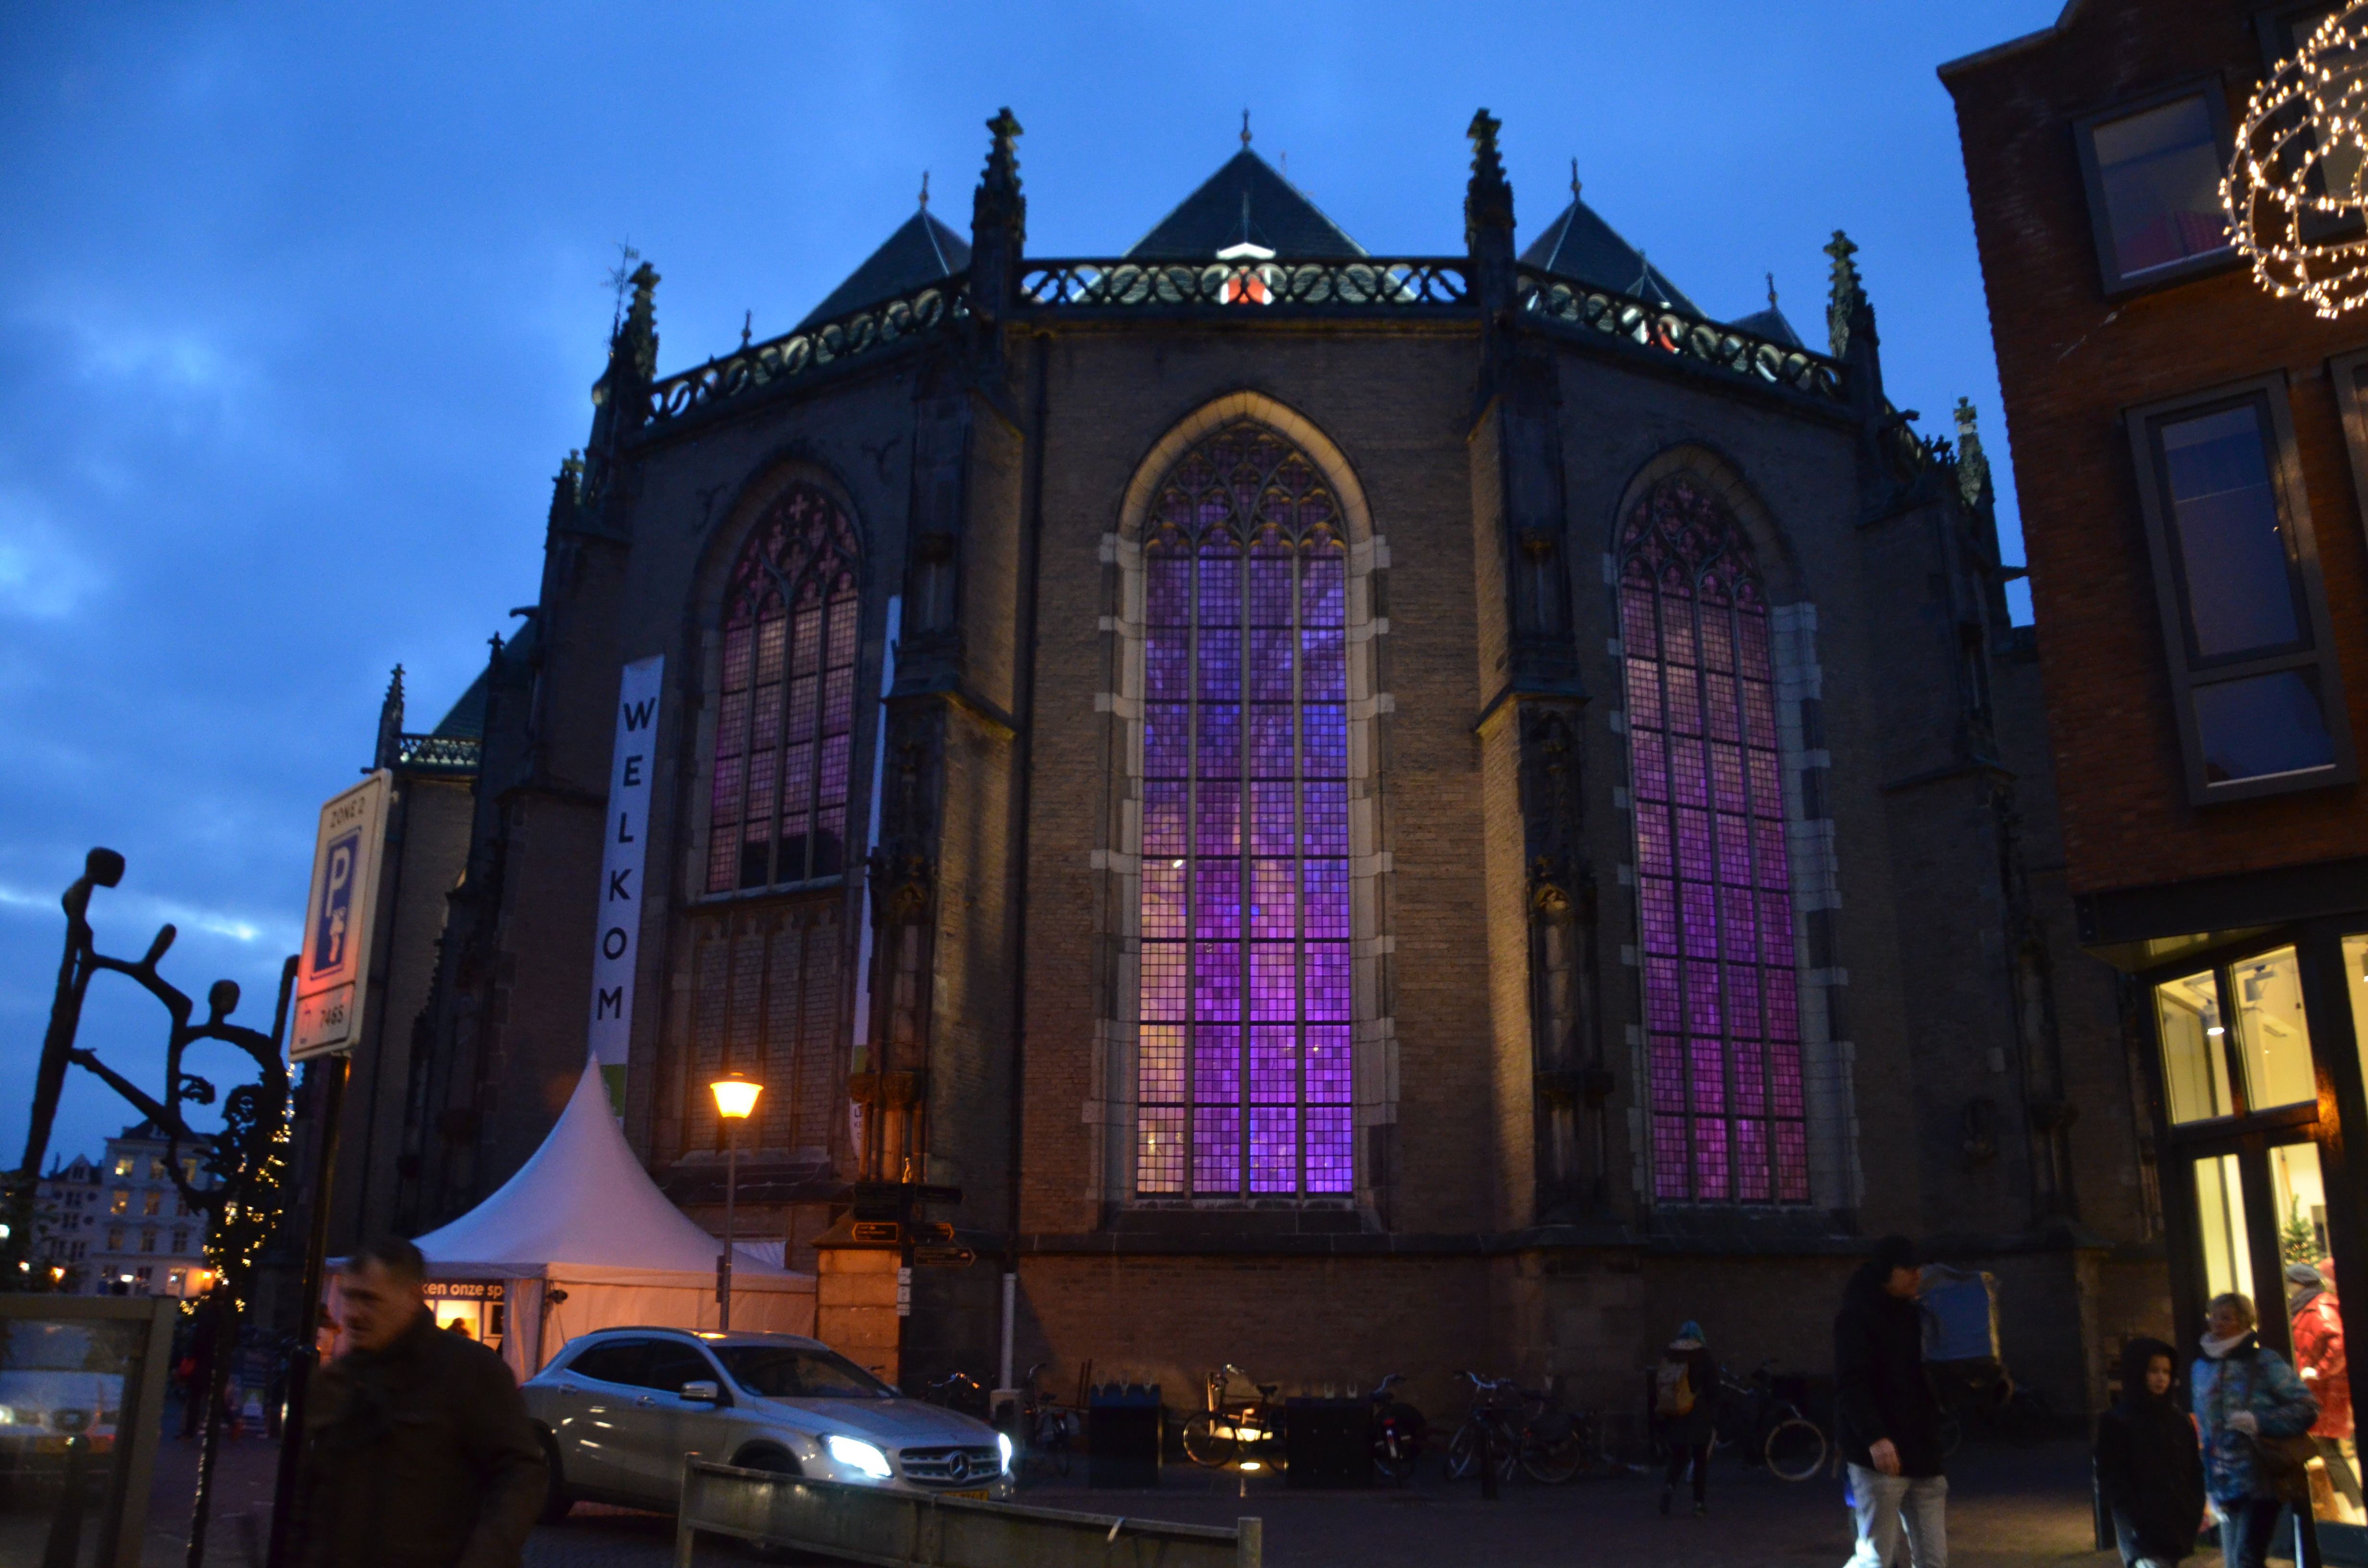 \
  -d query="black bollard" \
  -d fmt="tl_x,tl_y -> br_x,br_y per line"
41,1433 -> 89,1568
